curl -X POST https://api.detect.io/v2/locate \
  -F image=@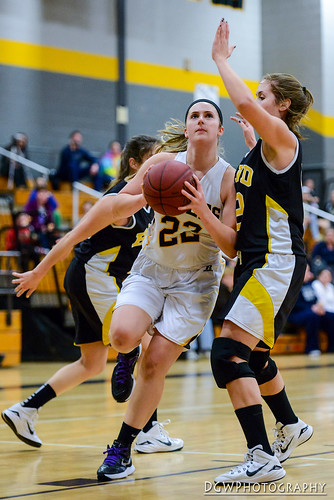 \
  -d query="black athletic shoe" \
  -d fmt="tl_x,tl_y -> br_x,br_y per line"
111,346 -> 141,403
97,440 -> 135,481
